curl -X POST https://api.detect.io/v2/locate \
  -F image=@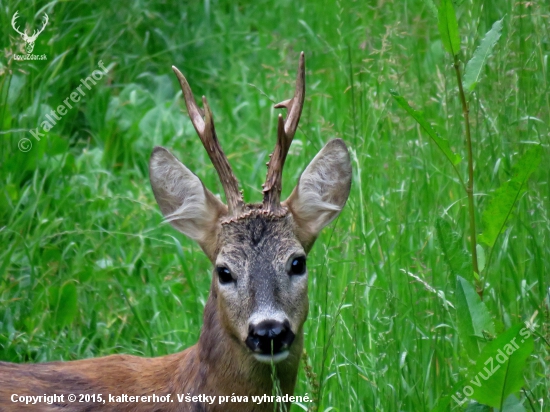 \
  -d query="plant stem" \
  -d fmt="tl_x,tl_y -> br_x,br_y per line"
452,54 -> 482,299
